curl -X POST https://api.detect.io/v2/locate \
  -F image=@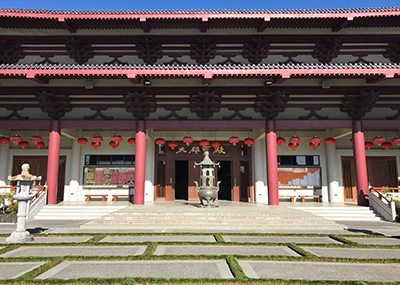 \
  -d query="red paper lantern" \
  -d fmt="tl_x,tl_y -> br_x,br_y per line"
288,142 -> 299,150
211,141 -> 221,150
92,135 -> 103,146
350,138 -> 353,144
244,137 -> 255,147
128,137 -> 136,146
365,141 -> 374,150
109,141 -> 119,149
391,137 -> 400,146
77,137 -> 88,147
91,142 -> 101,149
276,137 -> 286,146
229,136 -> 240,146
112,134 -> 123,145
30,135 -> 42,145
324,137 -> 335,146
10,134 -> 22,145
36,142 -> 45,149
199,139 -> 209,147
372,136 -> 385,146
309,142 -> 318,150
155,138 -> 166,147
382,142 -> 392,150
183,135 -> 193,146
168,141 -> 178,150
19,141 -> 29,149
310,136 -> 322,147
0,137 -> 10,146
289,135 -> 300,146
